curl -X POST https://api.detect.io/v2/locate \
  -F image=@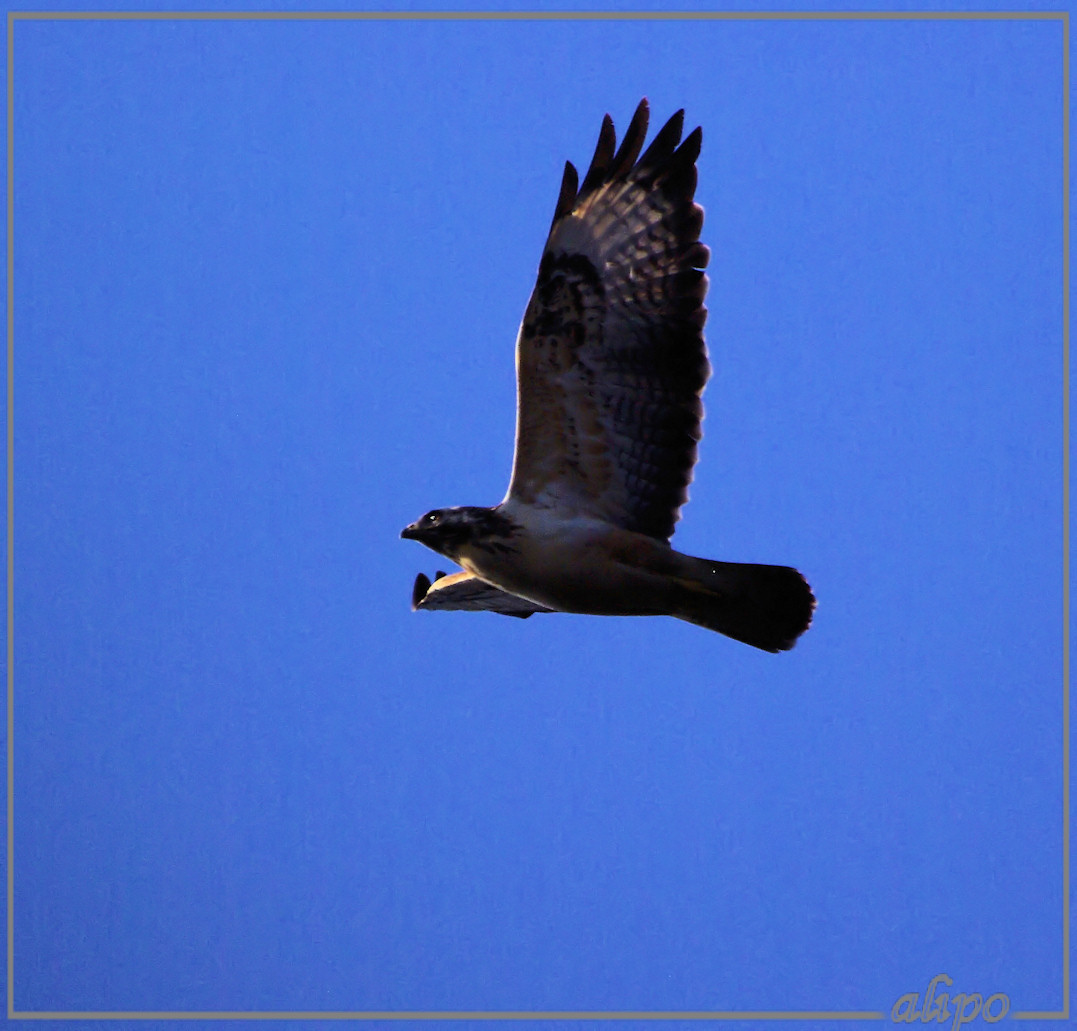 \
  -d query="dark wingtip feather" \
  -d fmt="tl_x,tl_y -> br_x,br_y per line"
677,125 -> 702,167
607,98 -> 650,179
550,160 -> 579,229
579,113 -> 616,195
411,573 -> 431,611
550,100 -> 703,230
639,108 -> 685,169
